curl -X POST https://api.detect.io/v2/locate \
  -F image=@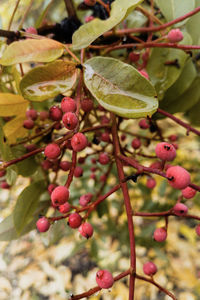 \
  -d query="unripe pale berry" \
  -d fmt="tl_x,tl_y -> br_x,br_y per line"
79,193 -> 93,207
84,0 -> 96,6
74,166 -> 83,177
60,161 -> 72,171
48,183 -> 57,195
78,222 -> 93,238
153,227 -> 167,242
71,133 -> 88,152
181,186 -> 196,199
68,213 -> 82,228
195,224 -> 200,236
166,166 -> 191,189
167,29 -> 183,43
49,106 -> 62,121
143,262 -> 157,276
131,138 -> 141,149
81,98 -> 94,112
61,97 -> 77,113
23,119 -> 34,129
173,203 -> 188,216
99,152 -> 110,165
39,111 -> 49,121
62,112 -> 78,130
139,118 -> 150,129
51,186 -> 69,206
36,217 -> 50,232
96,270 -> 114,289
129,51 -> 140,62
146,177 -> 156,189
44,143 -> 61,159
26,109 -> 38,120
139,69 -> 149,80
155,142 -> 176,161
58,202 -> 71,214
